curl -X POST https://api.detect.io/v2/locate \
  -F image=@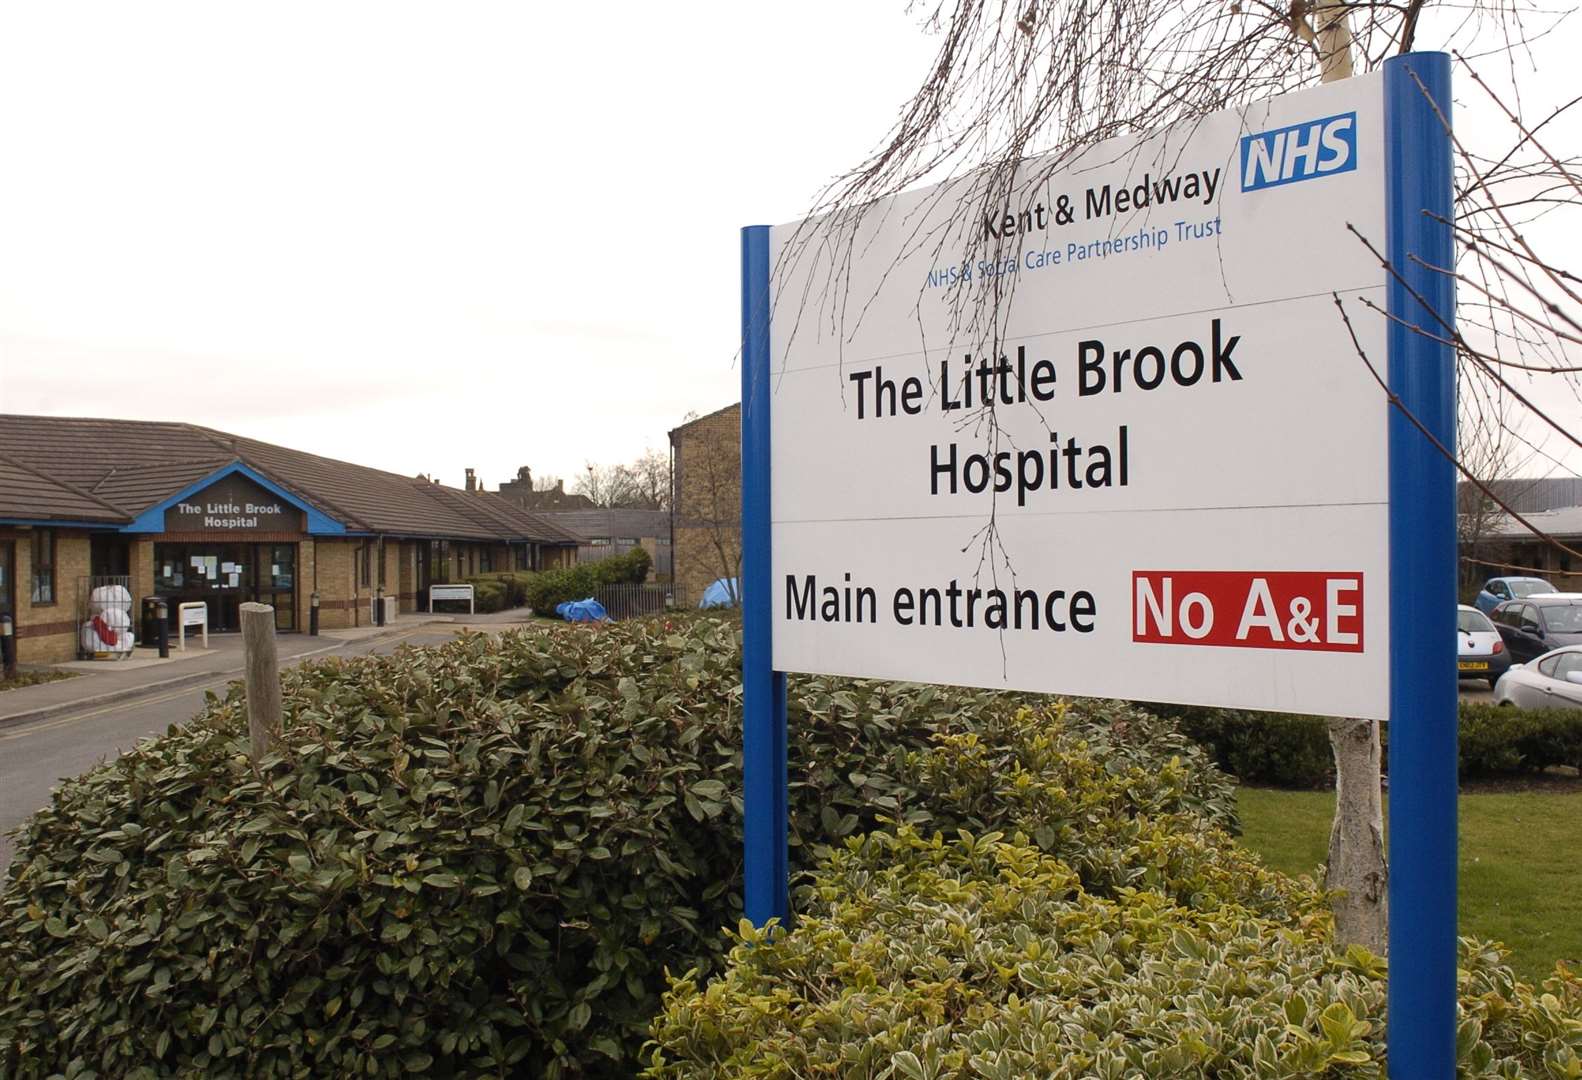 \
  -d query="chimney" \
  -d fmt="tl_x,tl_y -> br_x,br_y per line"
465,468 -> 476,492
555,479 -> 565,493
517,466 -> 534,491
